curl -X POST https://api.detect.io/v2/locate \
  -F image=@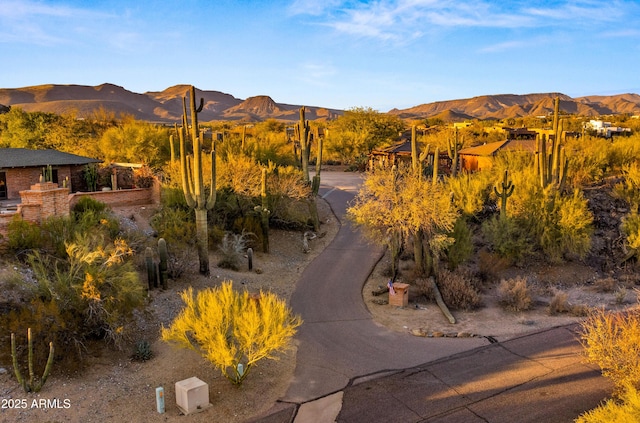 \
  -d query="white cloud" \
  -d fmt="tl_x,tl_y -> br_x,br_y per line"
290,0 -> 636,43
